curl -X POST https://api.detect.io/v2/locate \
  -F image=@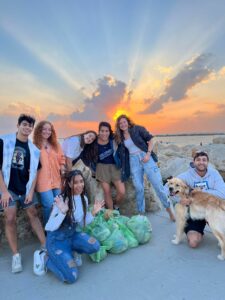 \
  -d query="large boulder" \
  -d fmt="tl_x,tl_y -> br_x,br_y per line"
73,160 -> 161,216
0,202 -> 43,245
212,137 -> 225,144
157,143 -> 225,181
